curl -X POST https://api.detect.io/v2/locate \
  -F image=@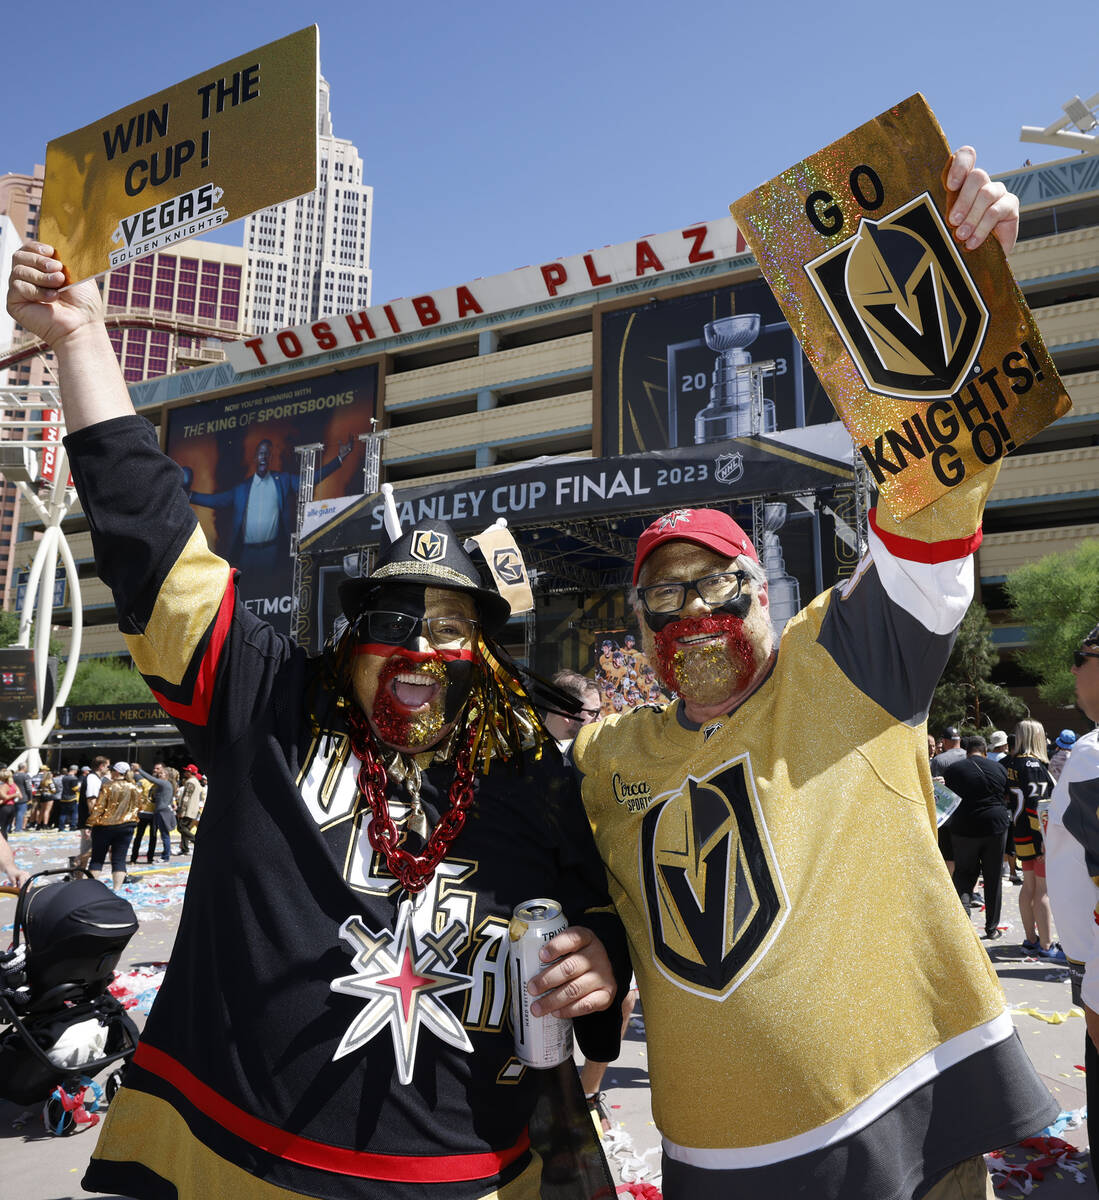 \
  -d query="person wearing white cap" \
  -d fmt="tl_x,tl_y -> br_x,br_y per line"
85,763 -> 142,891
987,730 -> 1009,762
